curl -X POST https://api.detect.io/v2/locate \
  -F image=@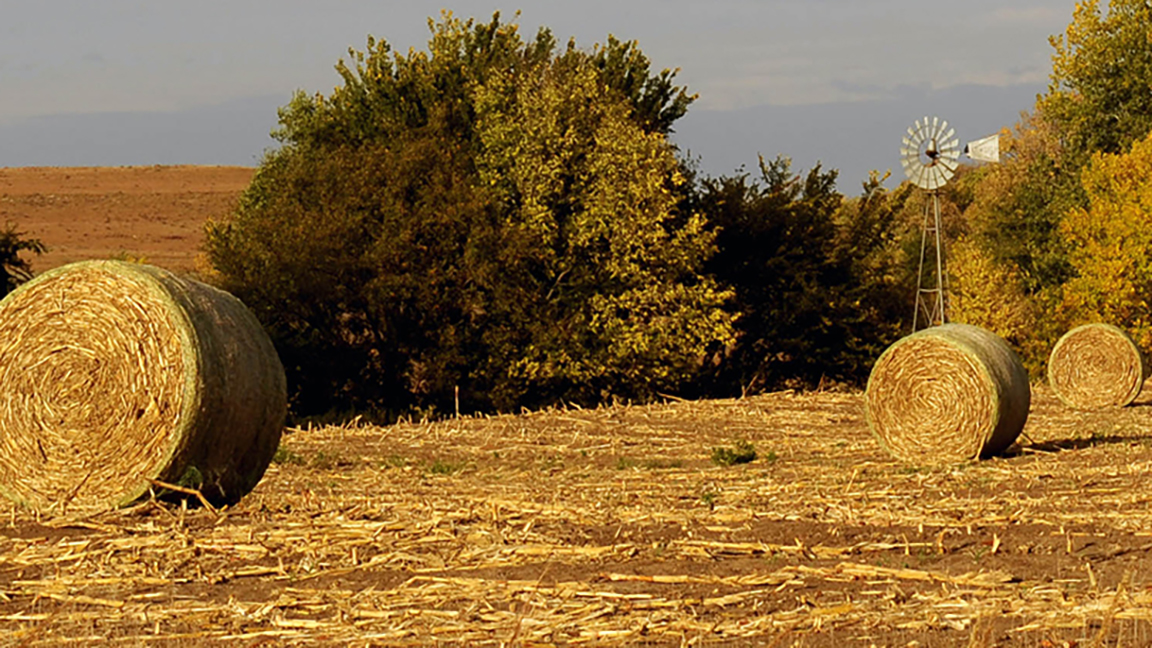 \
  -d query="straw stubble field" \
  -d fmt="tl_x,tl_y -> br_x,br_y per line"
1,386 -> 1152,646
